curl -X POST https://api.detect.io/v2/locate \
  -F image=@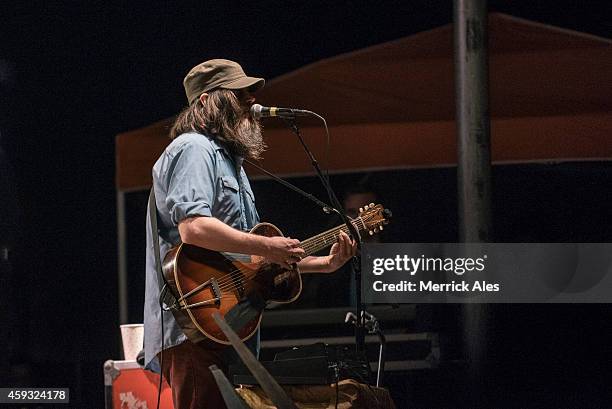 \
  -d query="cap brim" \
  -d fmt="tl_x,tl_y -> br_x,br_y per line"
221,76 -> 265,92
